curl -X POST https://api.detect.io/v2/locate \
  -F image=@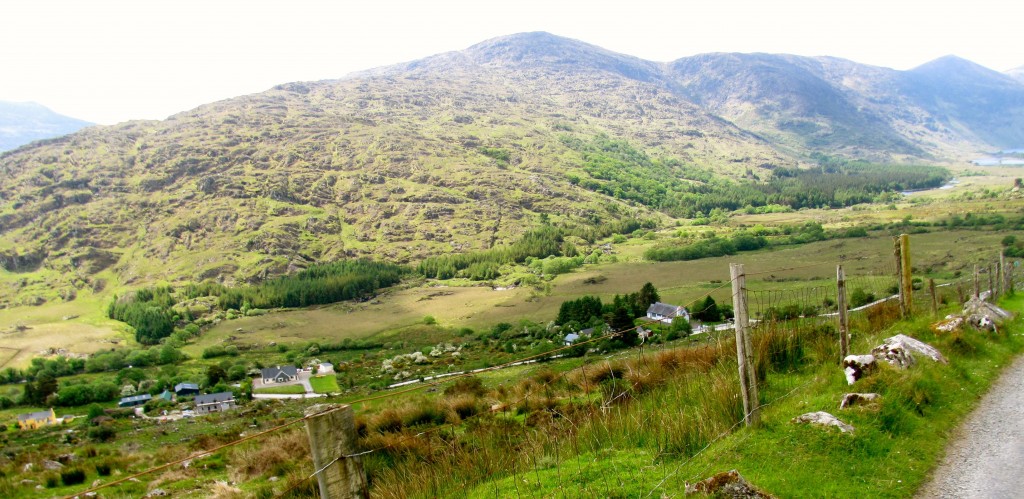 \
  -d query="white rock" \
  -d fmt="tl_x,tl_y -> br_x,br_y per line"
842,355 -> 876,385
839,392 -> 881,409
792,411 -> 855,433
963,297 -> 1013,325
872,334 -> 947,368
